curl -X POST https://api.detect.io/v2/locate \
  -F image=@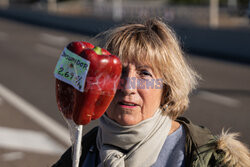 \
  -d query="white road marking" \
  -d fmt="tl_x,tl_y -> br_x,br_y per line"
0,83 -> 71,146
0,127 -> 65,155
39,32 -> 68,47
35,43 -> 61,57
0,31 -> 8,41
1,152 -> 24,161
197,90 -> 240,107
